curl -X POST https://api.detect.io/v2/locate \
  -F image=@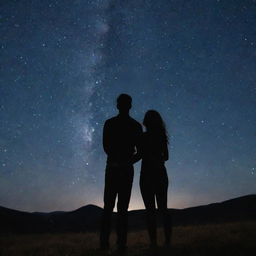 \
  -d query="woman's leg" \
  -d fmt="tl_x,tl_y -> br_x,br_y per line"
140,175 -> 157,246
155,169 -> 172,245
